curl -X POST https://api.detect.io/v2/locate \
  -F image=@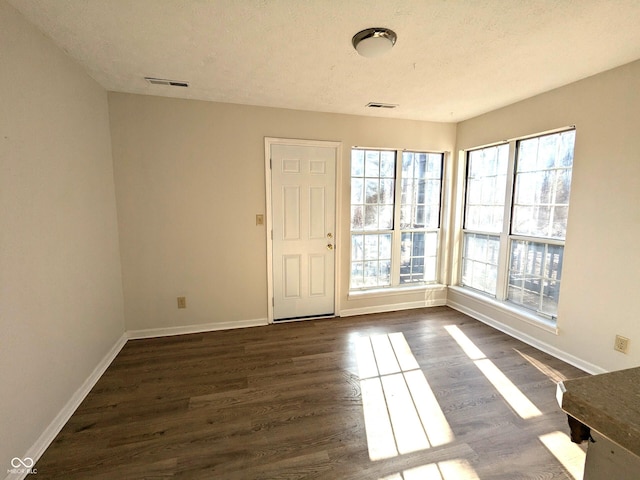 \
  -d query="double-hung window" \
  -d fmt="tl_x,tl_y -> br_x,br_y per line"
461,144 -> 509,295
461,129 -> 576,319
350,148 -> 443,290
